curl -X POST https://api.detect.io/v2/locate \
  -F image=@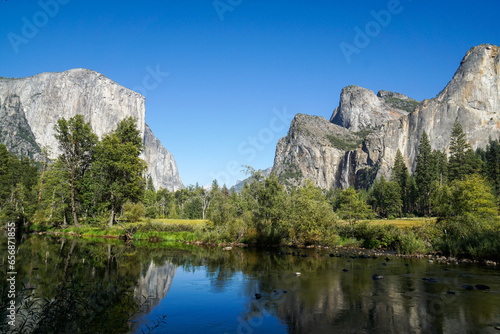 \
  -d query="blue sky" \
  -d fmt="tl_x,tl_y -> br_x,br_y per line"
1,0 -> 499,187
